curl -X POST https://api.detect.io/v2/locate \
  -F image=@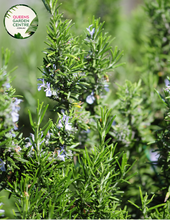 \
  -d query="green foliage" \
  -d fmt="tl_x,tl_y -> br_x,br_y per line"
4,6 -> 18,19
39,0 -> 123,112
1,0 -> 170,218
25,16 -> 38,36
144,0 -> 170,79
14,33 -> 24,39
0,48 -> 20,178
111,79 -> 154,149
150,200 -> 170,219
69,110 -> 132,218
129,187 -> 165,219
154,78 -> 170,193
1,99 -> 133,218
